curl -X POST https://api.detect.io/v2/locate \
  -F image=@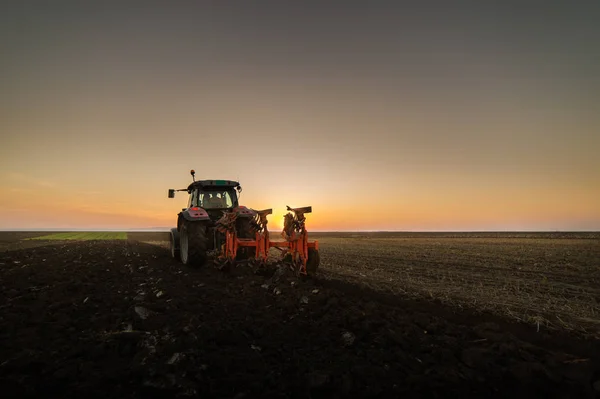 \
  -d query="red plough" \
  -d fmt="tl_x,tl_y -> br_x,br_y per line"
216,206 -> 320,275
